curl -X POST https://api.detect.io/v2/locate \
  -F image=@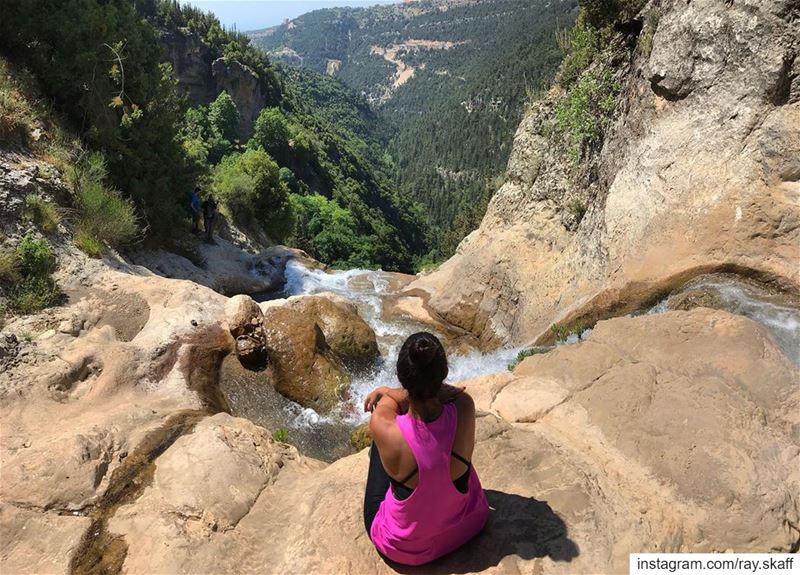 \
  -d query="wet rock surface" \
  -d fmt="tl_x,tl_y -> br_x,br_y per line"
218,355 -> 355,462
285,293 -> 379,371
261,305 -> 350,414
